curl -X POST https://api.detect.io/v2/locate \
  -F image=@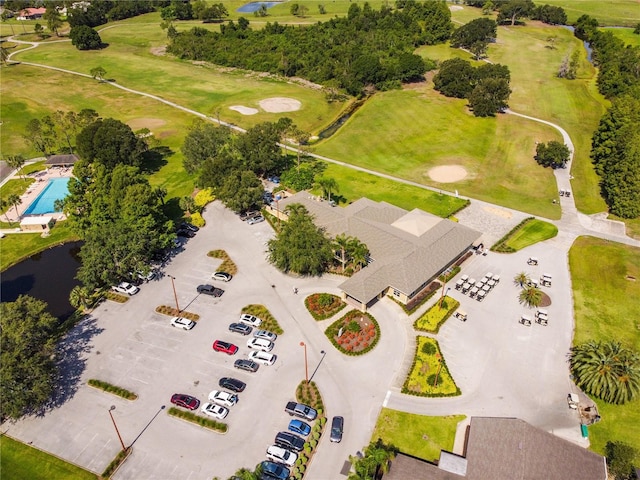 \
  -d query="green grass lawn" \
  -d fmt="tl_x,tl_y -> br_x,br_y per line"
602,27 -> 640,47
538,0 -> 640,26
568,236 -> 640,456
0,178 -> 35,213
502,219 -> 559,251
371,409 -> 465,463
0,435 -> 97,480
317,163 -> 468,218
